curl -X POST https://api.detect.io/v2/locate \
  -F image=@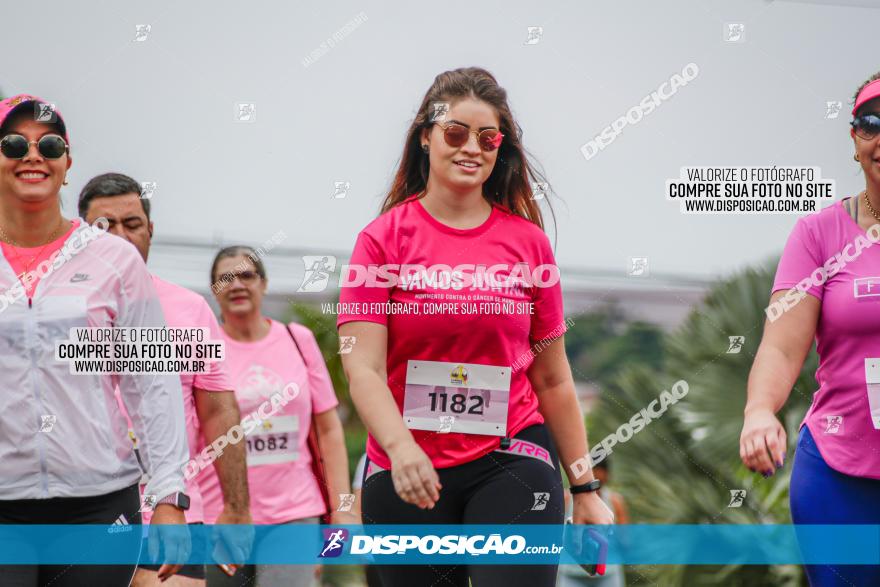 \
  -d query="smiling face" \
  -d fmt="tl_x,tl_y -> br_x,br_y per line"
853,97 -> 880,188
212,254 -> 266,319
420,97 -> 501,194
0,116 -> 71,209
